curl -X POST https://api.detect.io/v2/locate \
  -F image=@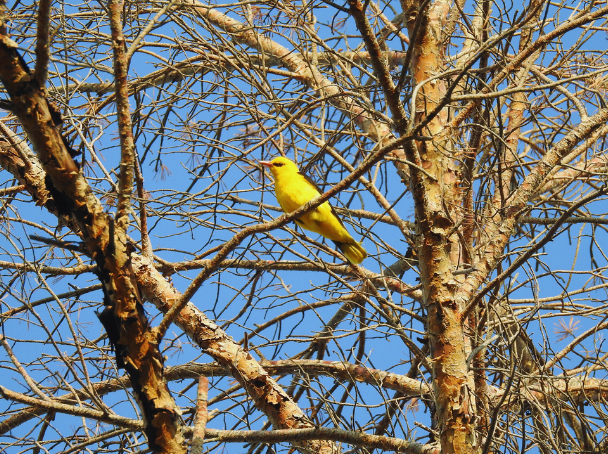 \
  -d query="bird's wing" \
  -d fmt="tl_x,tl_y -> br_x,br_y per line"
298,171 -> 347,229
